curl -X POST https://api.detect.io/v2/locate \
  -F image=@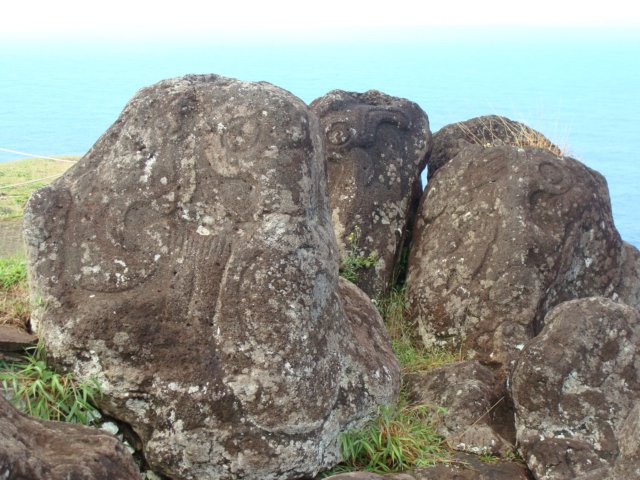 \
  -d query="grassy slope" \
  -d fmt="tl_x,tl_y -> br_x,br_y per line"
0,157 -> 75,327
0,157 -> 76,220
